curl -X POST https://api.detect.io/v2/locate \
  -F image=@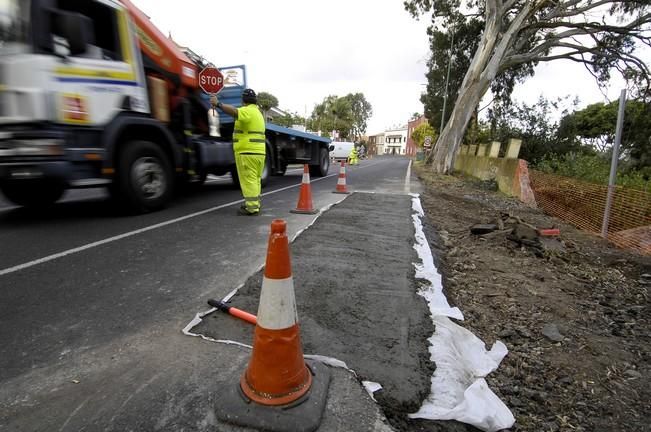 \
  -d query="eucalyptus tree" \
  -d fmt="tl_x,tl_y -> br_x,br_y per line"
405,0 -> 651,173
